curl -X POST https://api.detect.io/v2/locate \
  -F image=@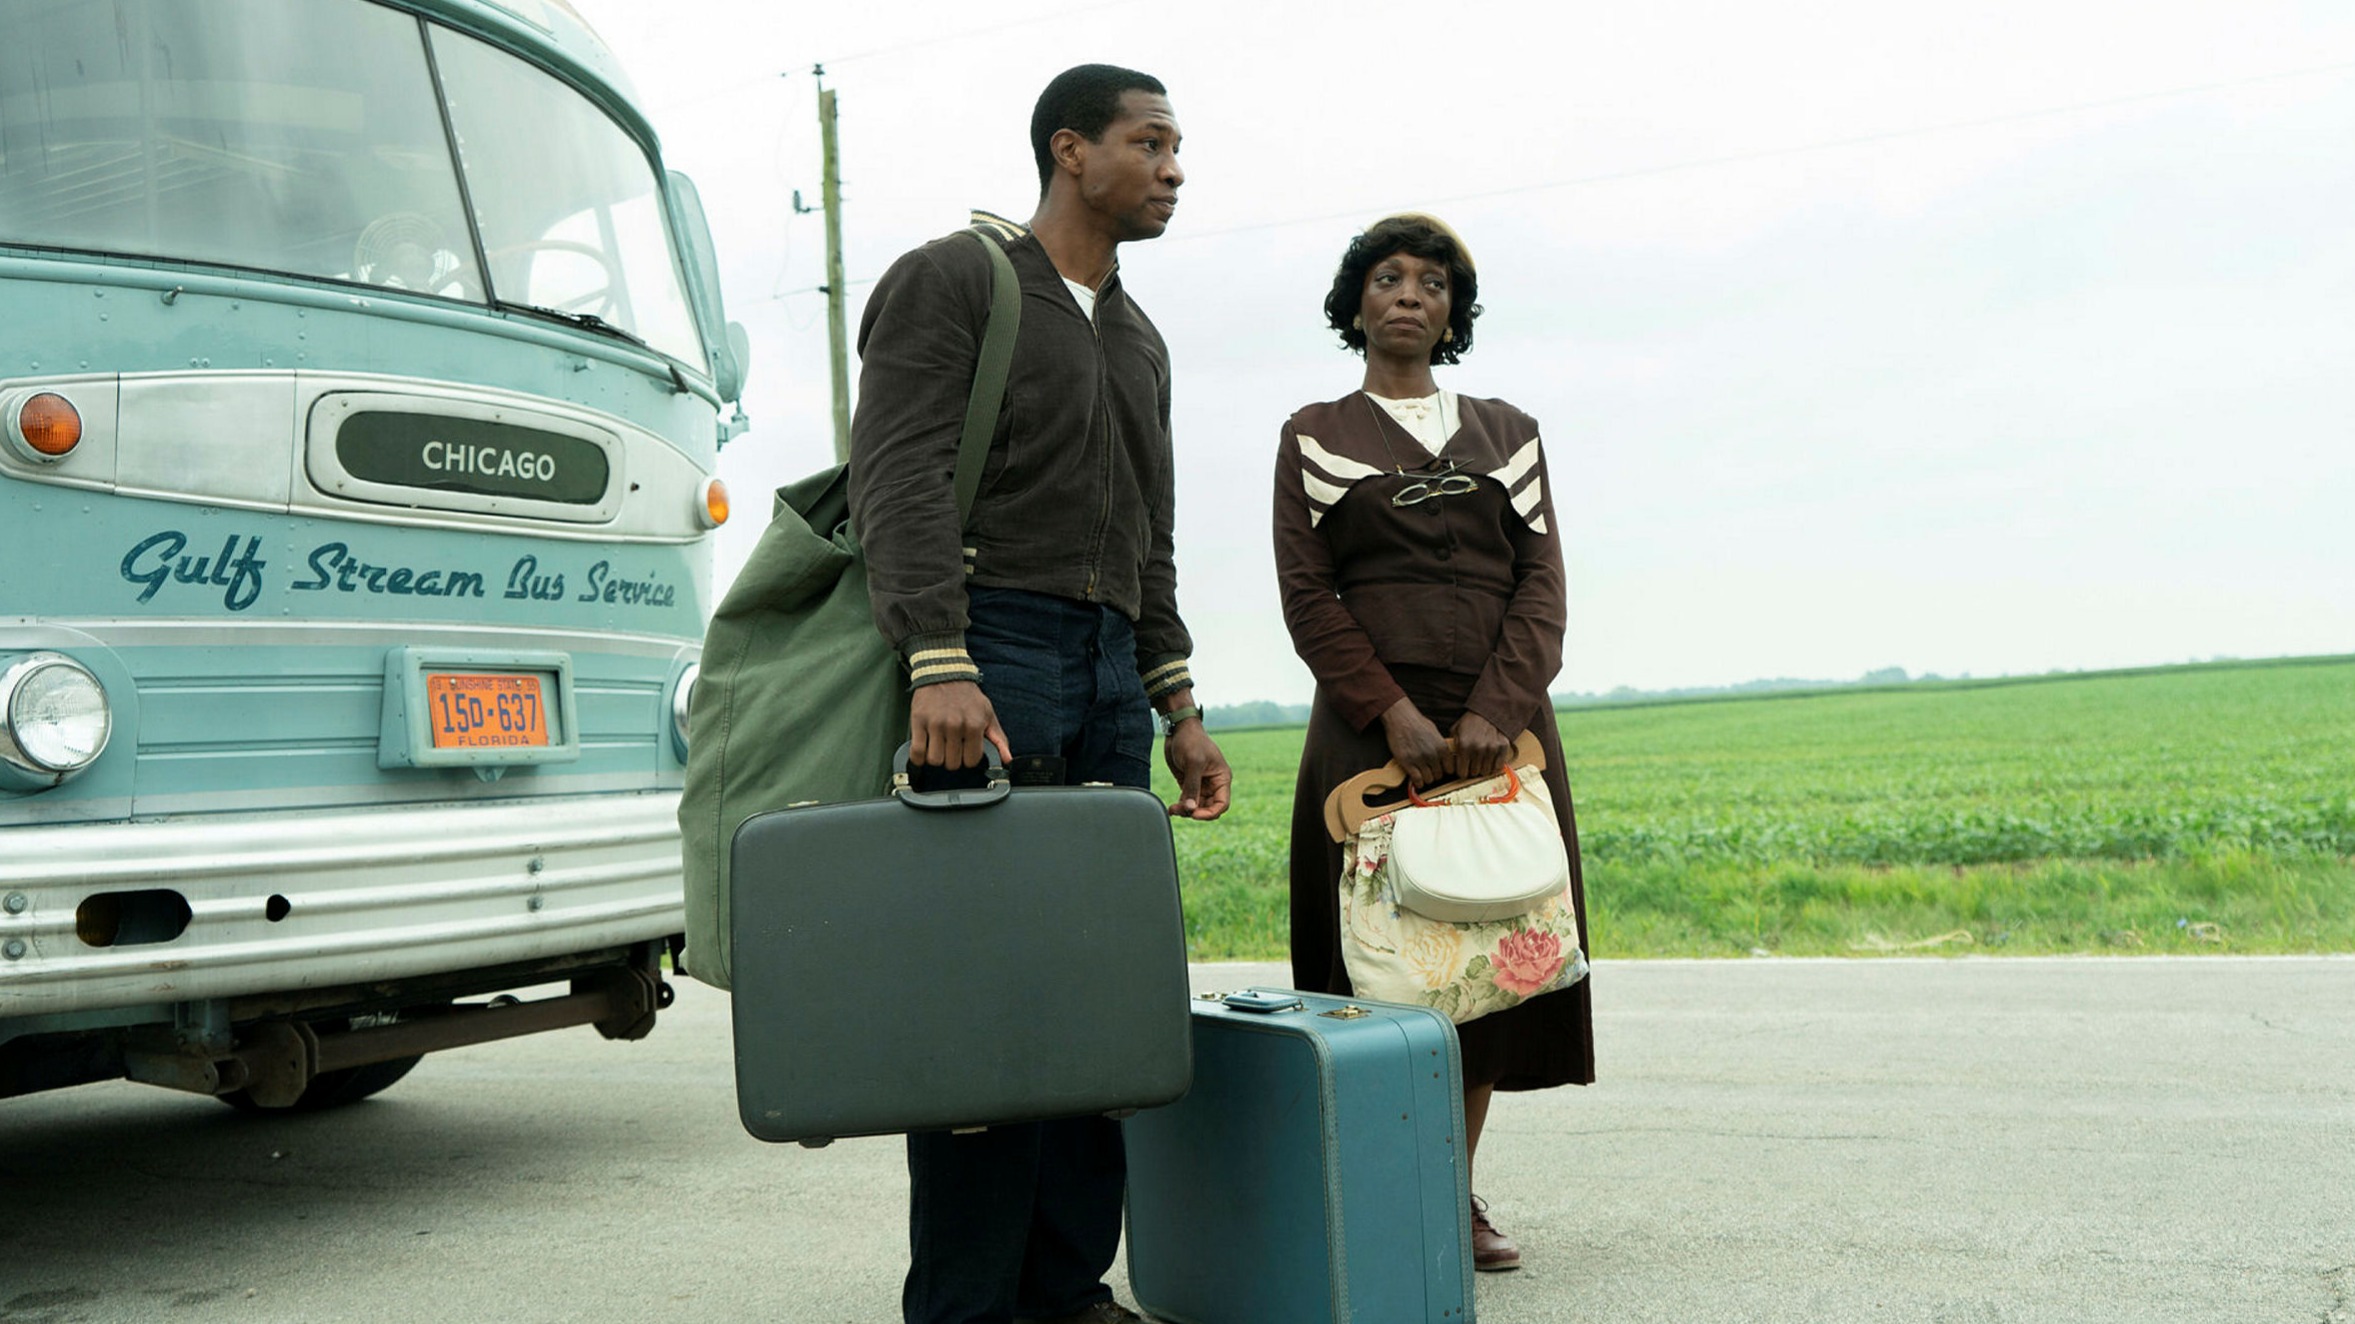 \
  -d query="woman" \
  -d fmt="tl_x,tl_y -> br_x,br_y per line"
1273,213 -> 1595,1272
